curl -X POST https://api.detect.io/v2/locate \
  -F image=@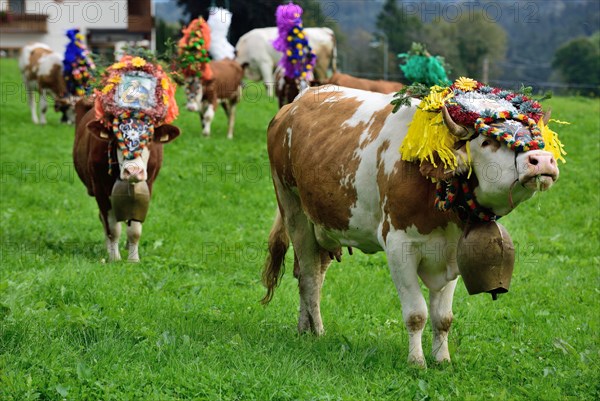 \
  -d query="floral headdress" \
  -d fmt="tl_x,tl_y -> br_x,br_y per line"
63,28 -> 96,96
273,2 -> 316,81
94,56 -> 179,172
394,77 -> 567,222
207,7 -> 235,60
396,77 -> 566,172
178,17 -> 213,80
